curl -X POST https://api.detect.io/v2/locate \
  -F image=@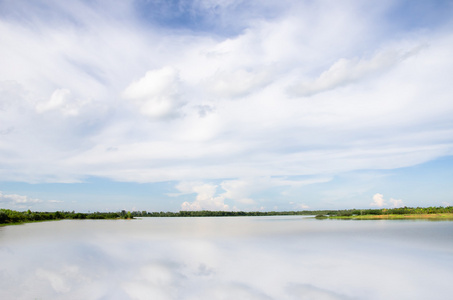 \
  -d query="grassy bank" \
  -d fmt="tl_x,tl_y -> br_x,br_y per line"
328,213 -> 453,220
314,206 -> 453,220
